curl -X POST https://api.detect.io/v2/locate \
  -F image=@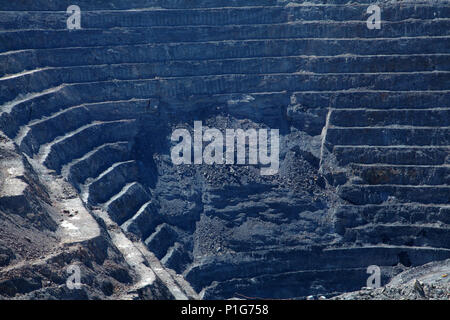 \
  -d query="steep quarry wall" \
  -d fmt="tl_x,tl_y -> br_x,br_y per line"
0,0 -> 449,299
